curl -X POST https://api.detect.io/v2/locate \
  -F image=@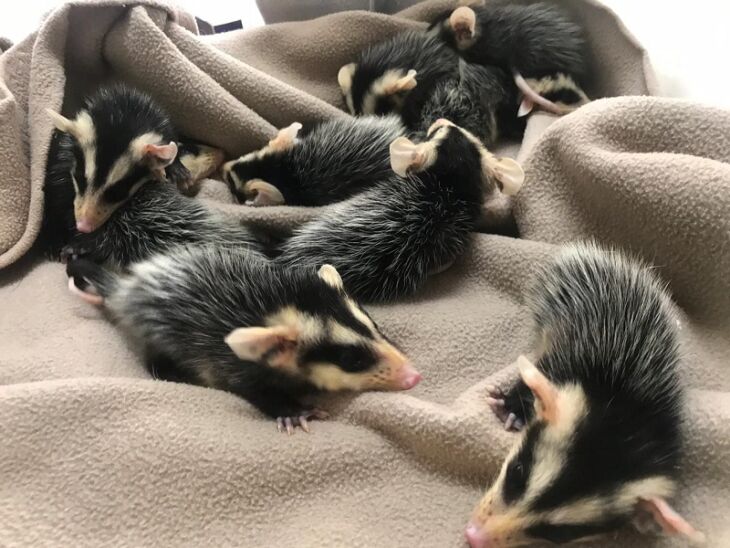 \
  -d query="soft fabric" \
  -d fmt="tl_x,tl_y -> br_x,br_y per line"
1,1 -> 728,547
